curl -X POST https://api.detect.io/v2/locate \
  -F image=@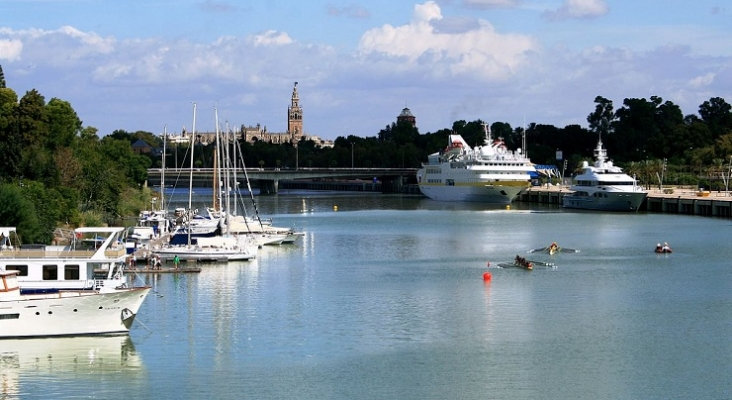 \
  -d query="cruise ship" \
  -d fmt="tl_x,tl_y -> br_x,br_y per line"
562,139 -> 647,211
416,123 -> 535,204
